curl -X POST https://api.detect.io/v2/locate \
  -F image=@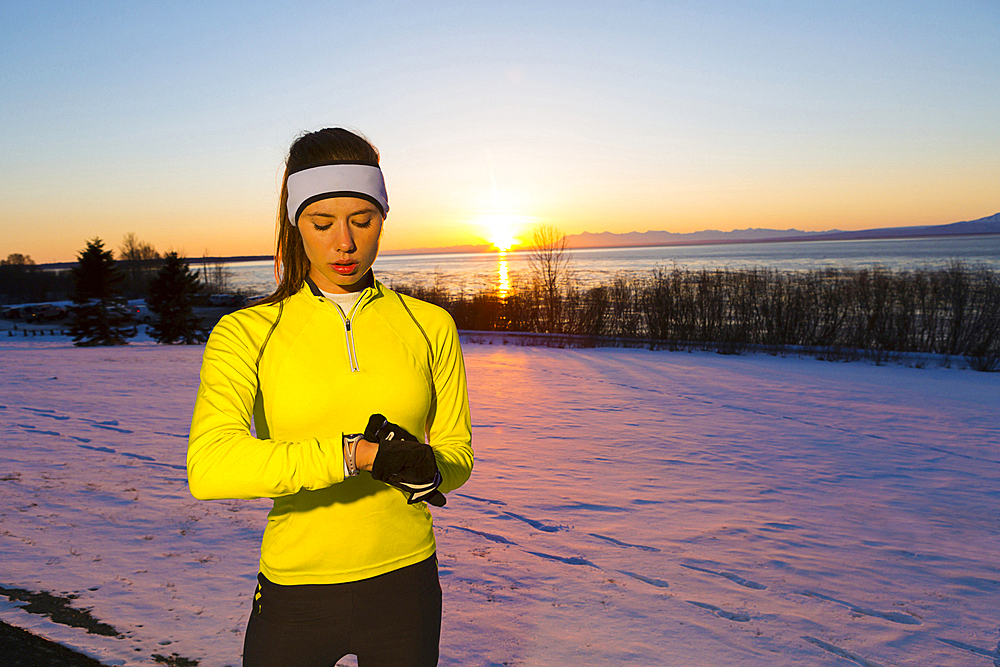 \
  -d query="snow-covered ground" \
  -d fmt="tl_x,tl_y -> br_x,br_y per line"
1,336 -> 999,667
